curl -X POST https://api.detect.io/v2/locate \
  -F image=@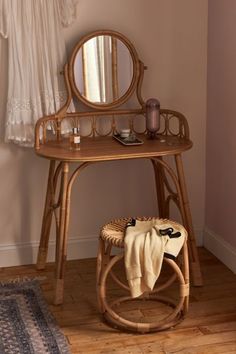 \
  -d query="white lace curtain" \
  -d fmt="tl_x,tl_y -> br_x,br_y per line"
0,0 -> 78,147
